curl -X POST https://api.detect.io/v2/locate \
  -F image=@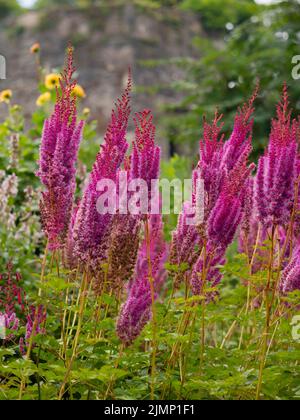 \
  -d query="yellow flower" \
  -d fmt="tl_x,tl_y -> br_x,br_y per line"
30,43 -> 40,54
36,92 -> 51,107
72,84 -> 86,98
45,73 -> 61,90
83,107 -> 90,116
0,89 -> 12,103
